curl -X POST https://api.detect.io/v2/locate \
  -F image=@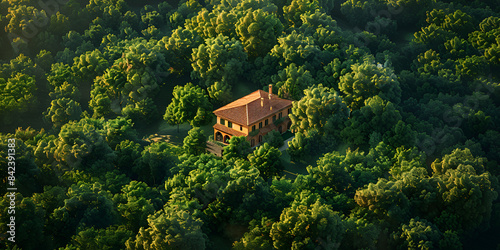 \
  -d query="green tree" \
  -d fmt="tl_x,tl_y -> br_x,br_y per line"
455,55 -> 487,79
165,27 -> 202,74
306,151 -> 352,193
191,34 -> 248,87
384,120 -> 417,149
71,49 -> 109,79
85,0 -> 128,29
444,37 -> 475,58
341,96 -> 402,147
90,39 -> 168,119
43,98 -> 83,130
0,133 -> 42,195
163,83 -> 213,132
126,208 -> 206,250
114,140 -> 143,176
223,136 -> 252,160
431,149 -> 498,232
49,82 -> 80,100
233,217 -> 274,249
289,84 -> 350,137
5,5 -> 45,35
101,170 -> 131,194
235,8 -> 283,58
439,230 -> 463,250
68,225 -> 134,250
184,8 -> 230,39
0,194 -> 47,250
248,143 -> 283,179
1,54 -> 36,78
263,130 -> 284,148
0,73 -> 37,117
207,81 -> 233,104
287,132 -> 309,161
89,86 -> 113,118
47,11 -> 71,37
272,63 -> 315,100
54,118 -> 115,170
355,147 -> 498,235
414,25 -> 453,49
283,0 -> 319,27
133,142 -> 178,186
472,16 -> 500,51
121,97 -> 160,125
31,186 -> 67,219
183,127 -> 207,155
232,0 -> 279,13
35,49 -> 54,72
391,218 -> 441,250
104,117 -> 138,149
299,10 -> 342,48
168,0 -> 201,28
270,199 -> 344,249
269,30 -> 321,69
341,217 -> 380,250
47,63 -> 77,89
354,177 -> 412,224
339,59 -> 401,110
49,182 -> 118,248
114,180 -> 166,216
